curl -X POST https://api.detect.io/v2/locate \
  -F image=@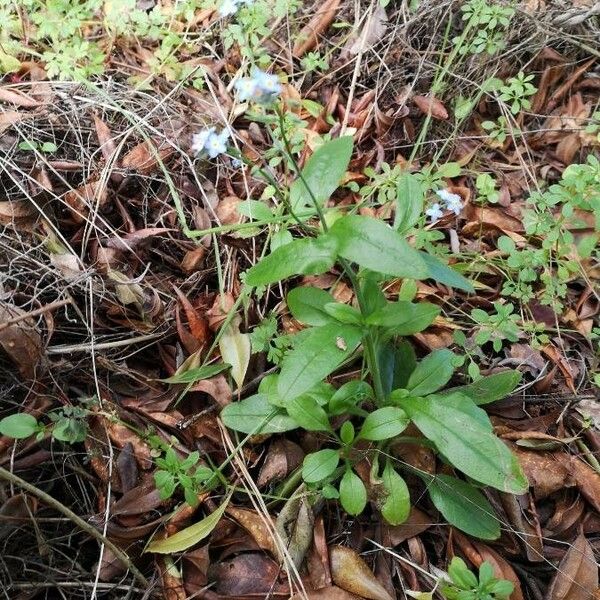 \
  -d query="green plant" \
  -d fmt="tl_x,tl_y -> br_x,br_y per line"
498,71 -> 537,115
441,558 -> 514,600
18,140 -> 58,153
0,399 -> 93,444
219,133 -> 527,538
585,110 -> 600,143
456,0 -> 515,56
481,116 -> 511,145
153,446 -> 217,507
470,301 -> 521,352
474,173 -> 499,204
300,51 -> 329,73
